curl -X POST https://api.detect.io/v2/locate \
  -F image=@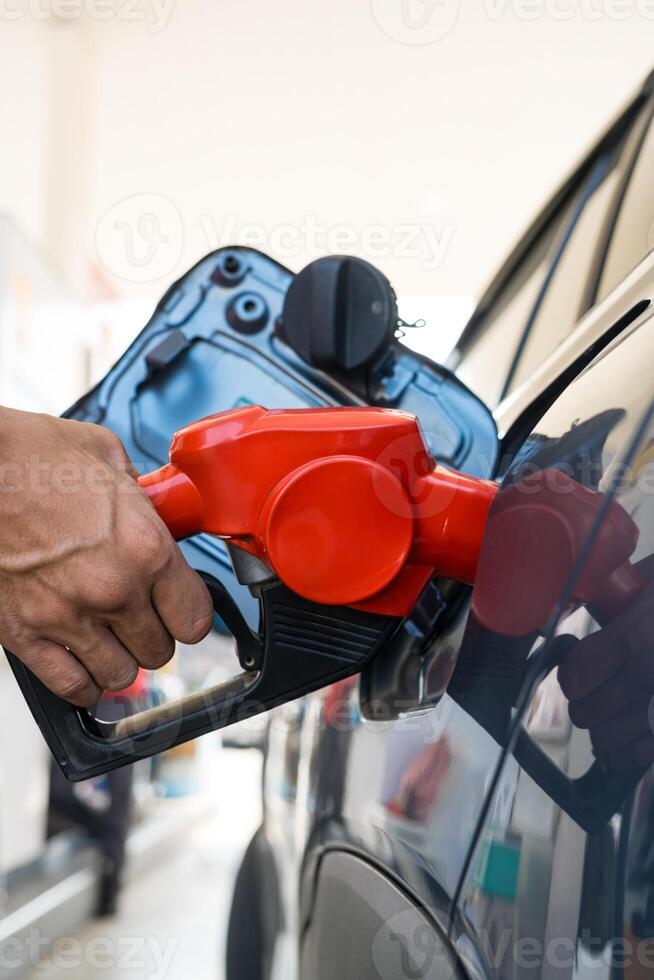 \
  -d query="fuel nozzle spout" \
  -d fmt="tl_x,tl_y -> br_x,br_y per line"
409,467 -> 497,584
